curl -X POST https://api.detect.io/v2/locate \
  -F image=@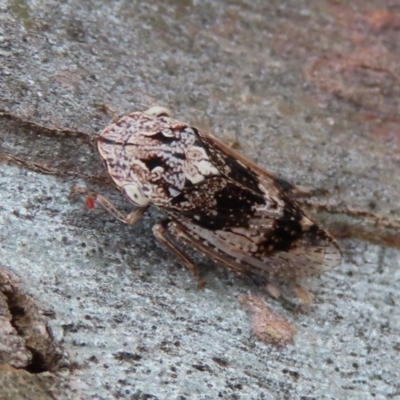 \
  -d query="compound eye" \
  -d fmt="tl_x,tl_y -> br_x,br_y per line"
121,184 -> 149,207
143,106 -> 172,118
